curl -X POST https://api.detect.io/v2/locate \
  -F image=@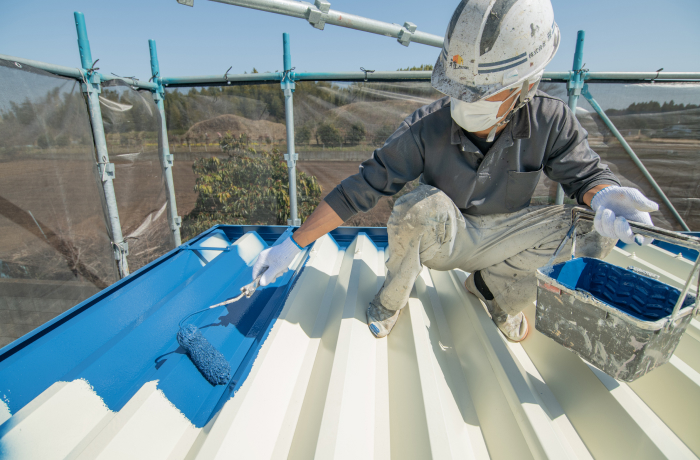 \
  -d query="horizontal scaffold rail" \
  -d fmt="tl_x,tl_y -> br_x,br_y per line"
3,53 -> 699,87
160,71 -> 700,87
0,53 -> 158,91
